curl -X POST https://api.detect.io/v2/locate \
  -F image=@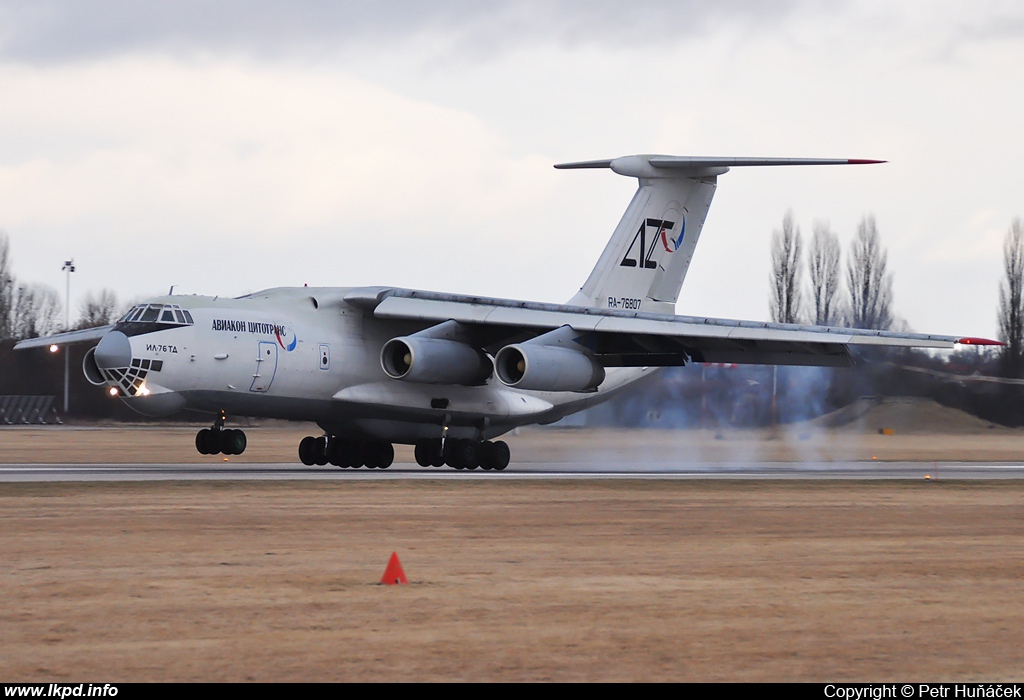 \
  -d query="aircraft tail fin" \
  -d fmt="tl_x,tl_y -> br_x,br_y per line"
560,155 -> 883,314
